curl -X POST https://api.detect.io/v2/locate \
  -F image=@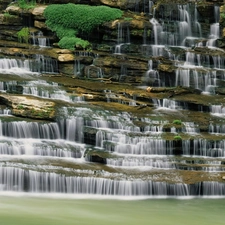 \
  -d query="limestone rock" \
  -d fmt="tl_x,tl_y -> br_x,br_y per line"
0,94 -> 56,120
34,20 -> 47,29
58,54 -> 75,62
32,5 -> 47,18
91,0 -> 140,9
